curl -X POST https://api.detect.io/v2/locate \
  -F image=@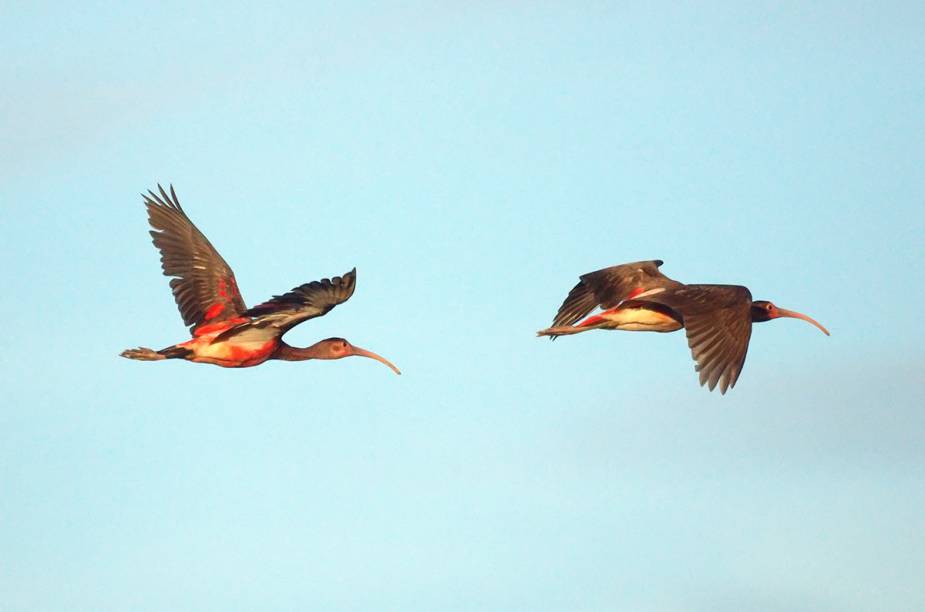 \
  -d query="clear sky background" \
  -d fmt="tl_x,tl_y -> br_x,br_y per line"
2,3 -> 924,610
